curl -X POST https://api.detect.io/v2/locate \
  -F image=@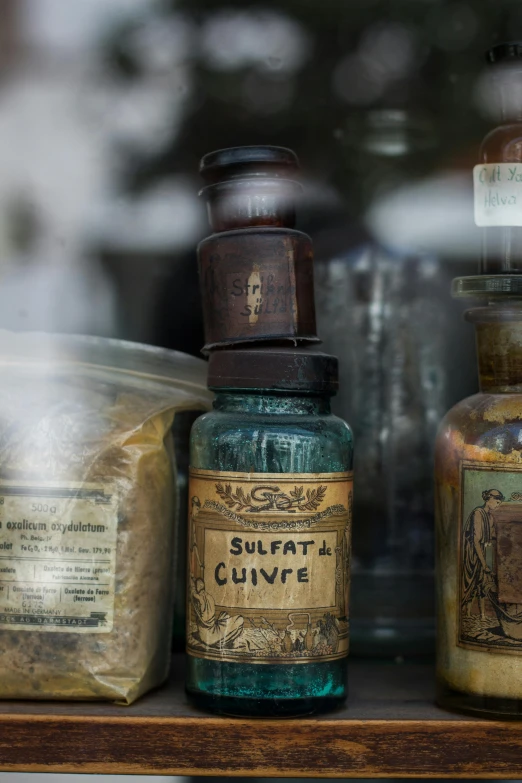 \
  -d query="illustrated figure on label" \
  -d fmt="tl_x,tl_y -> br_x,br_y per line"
316,612 -> 340,653
462,488 -> 504,620
190,577 -> 244,649
189,497 -> 203,574
336,506 -> 351,617
285,612 -> 316,653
